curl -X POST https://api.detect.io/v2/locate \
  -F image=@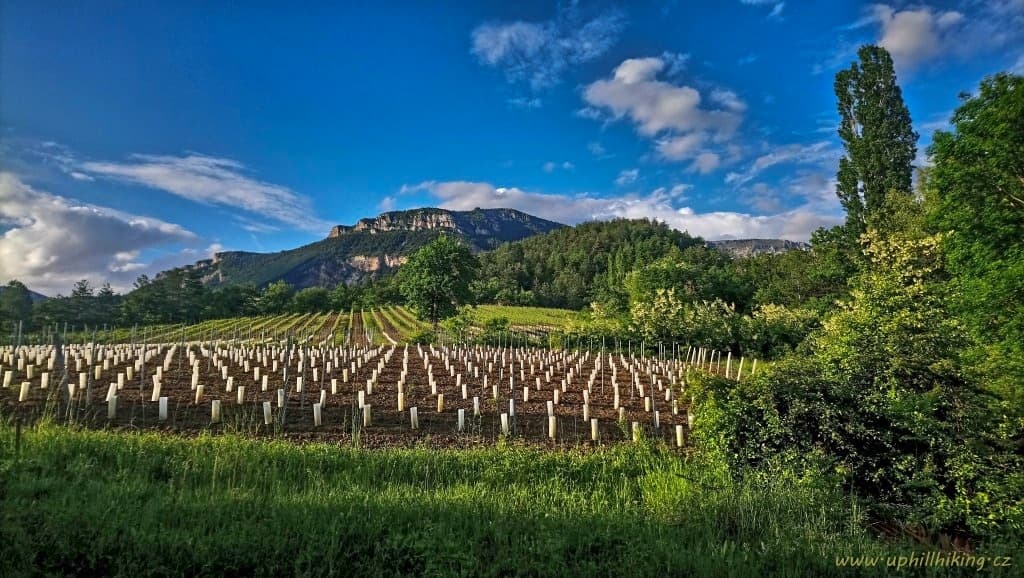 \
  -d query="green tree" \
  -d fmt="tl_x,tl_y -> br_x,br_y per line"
624,246 -> 752,312
291,287 -> 331,313
926,72 -> 1024,402
925,73 -> 1024,537
398,234 -> 478,327
0,280 -> 34,330
834,45 -> 918,238
257,281 -> 295,315
95,283 -> 119,325
329,284 -> 354,311
68,279 -> 95,327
